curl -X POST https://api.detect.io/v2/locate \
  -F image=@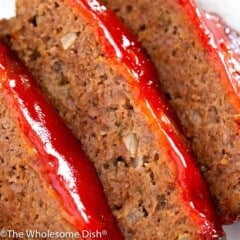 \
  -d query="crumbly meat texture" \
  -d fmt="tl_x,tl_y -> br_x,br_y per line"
0,20 -> 10,39
3,0 -> 203,239
102,0 -> 240,221
0,93 -> 76,239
